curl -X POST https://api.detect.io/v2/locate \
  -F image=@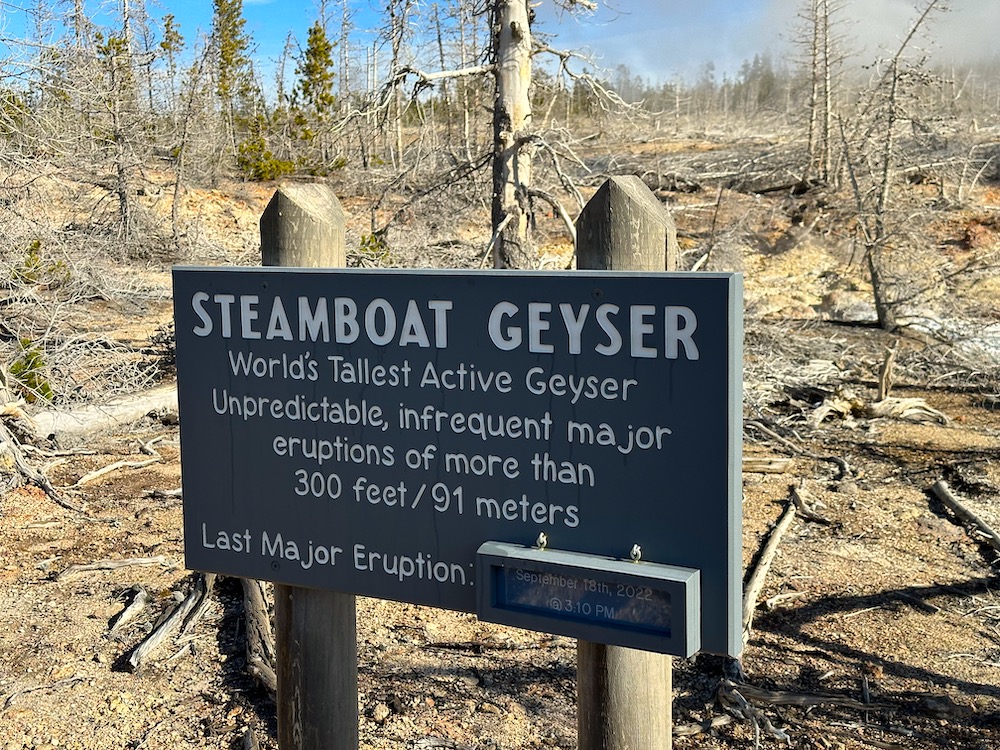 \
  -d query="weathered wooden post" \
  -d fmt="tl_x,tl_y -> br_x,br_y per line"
259,183 -> 358,750
575,176 -> 679,750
